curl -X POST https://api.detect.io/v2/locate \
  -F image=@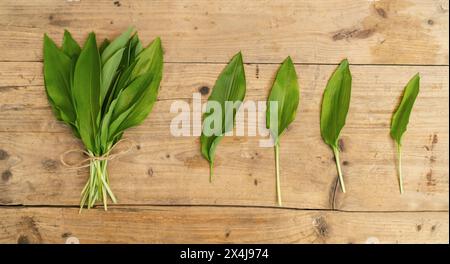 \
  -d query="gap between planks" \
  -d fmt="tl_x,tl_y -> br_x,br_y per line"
0,60 -> 448,67
0,203 -> 447,214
